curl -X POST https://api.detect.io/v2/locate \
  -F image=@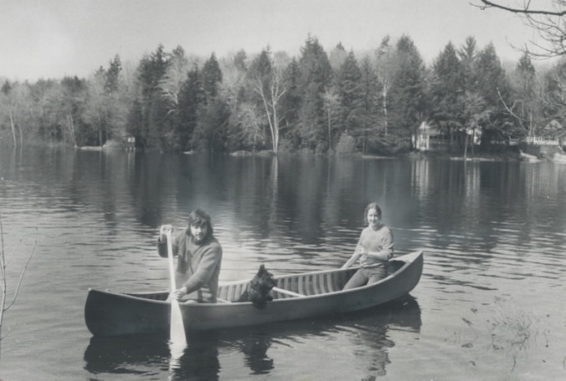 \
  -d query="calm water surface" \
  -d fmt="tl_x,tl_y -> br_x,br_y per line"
0,147 -> 565,380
